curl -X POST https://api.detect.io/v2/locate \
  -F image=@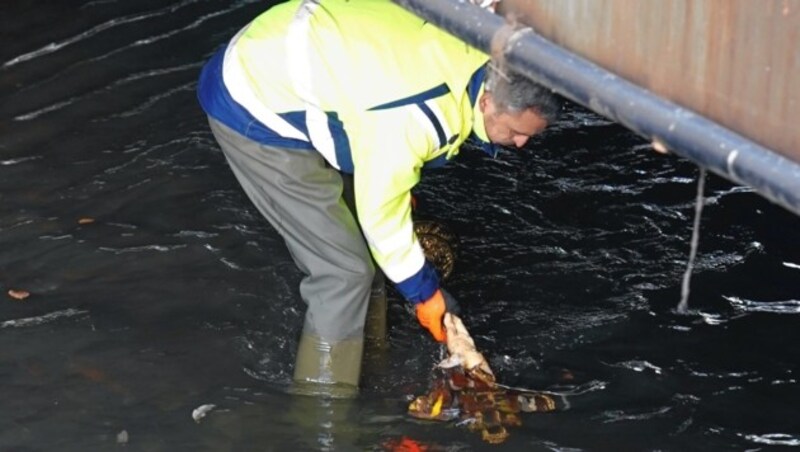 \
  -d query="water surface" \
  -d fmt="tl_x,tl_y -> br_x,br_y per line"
2,1 -> 800,450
